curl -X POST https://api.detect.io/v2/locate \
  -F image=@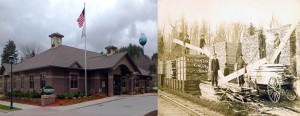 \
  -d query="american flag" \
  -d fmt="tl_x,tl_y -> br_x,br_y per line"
77,8 -> 85,28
